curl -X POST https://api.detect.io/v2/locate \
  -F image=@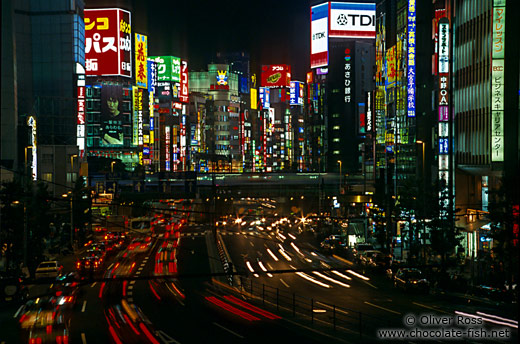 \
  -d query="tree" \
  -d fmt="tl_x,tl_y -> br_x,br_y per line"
0,179 -> 25,270
488,175 -> 520,289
